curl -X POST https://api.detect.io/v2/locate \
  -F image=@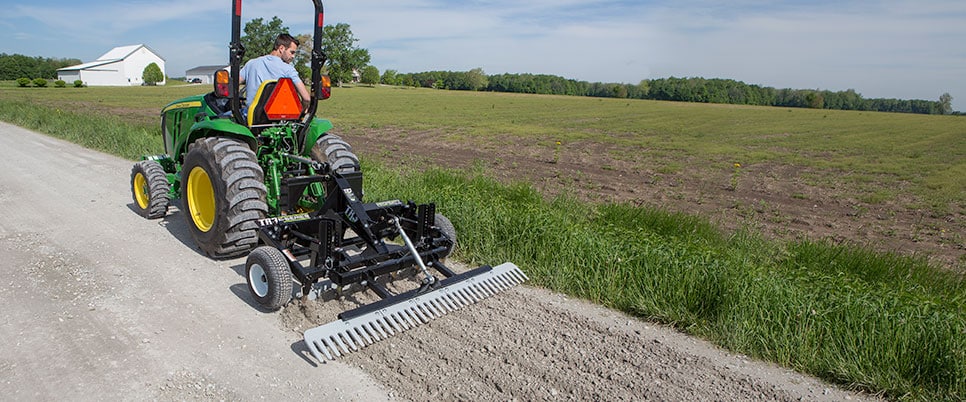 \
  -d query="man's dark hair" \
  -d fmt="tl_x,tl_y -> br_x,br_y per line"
274,33 -> 300,50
